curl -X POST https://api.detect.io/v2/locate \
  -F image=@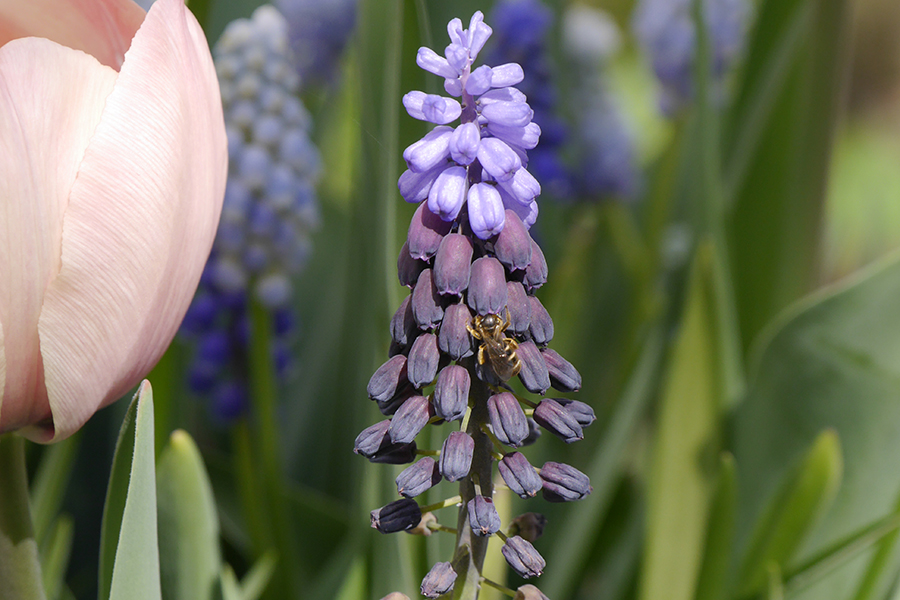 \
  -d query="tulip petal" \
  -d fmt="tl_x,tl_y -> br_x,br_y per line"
36,0 -> 227,441
0,39 -> 119,436
0,0 -> 144,70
